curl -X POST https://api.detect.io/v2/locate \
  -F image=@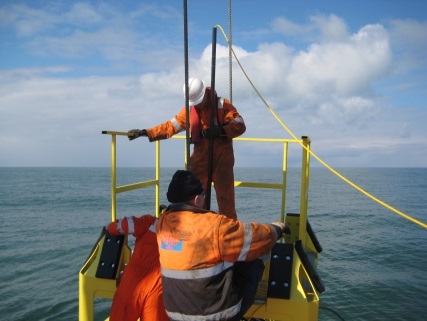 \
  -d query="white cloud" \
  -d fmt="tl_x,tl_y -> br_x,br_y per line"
1,2 -> 182,73
210,22 -> 392,130
284,24 -> 391,123
0,4 -> 426,167
272,14 -> 349,43
272,17 -> 308,36
64,2 -> 105,25
0,4 -> 59,37
309,14 -> 349,42
388,19 -> 427,73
